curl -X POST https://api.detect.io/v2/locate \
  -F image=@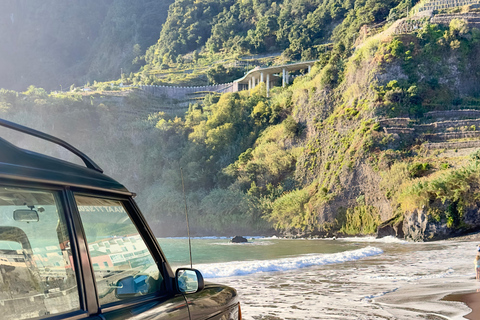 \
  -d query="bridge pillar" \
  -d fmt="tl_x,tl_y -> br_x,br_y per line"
260,72 -> 264,83
252,75 -> 256,89
281,69 -> 290,86
266,73 -> 270,98
248,79 -> 252,90
308,65 -> 311,73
